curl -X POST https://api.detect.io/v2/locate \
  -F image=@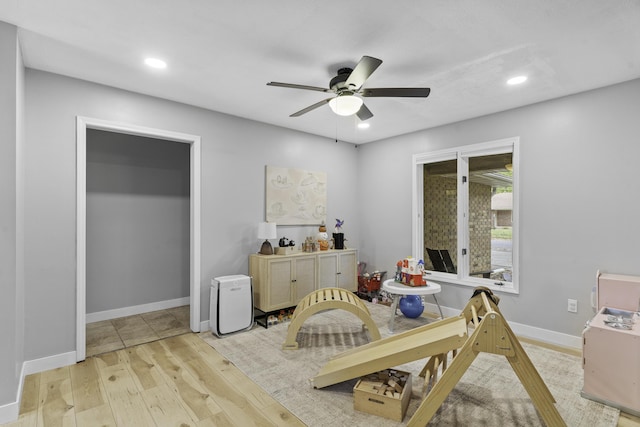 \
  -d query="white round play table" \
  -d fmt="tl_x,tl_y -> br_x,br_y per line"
382,279 -> 443,332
